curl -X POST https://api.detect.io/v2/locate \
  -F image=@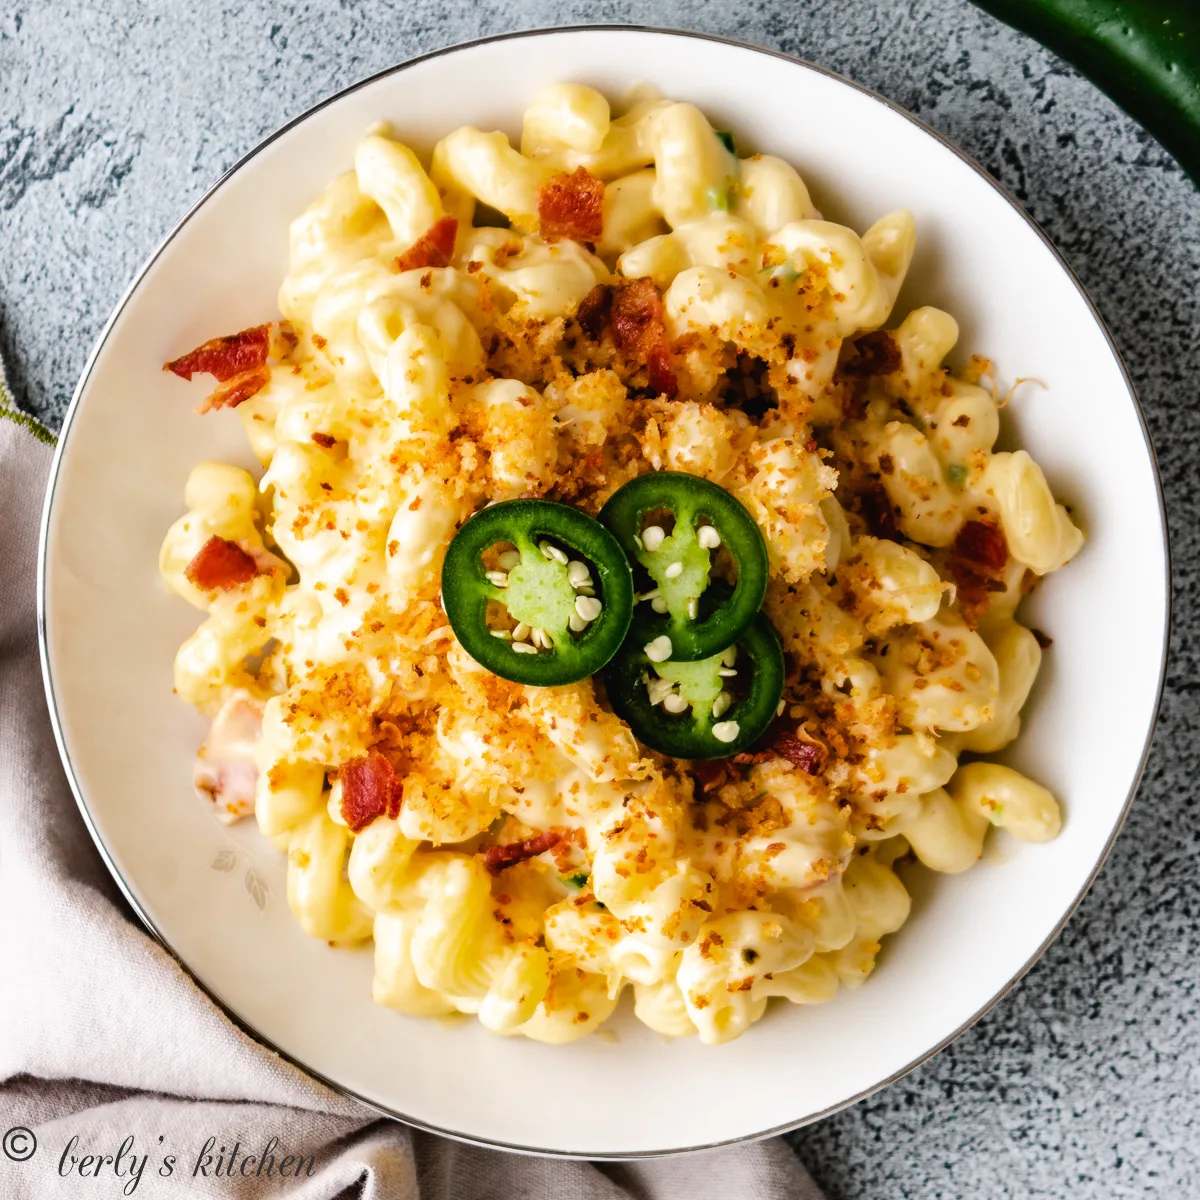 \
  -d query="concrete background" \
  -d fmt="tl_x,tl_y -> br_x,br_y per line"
3,1 -> 1197,1195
